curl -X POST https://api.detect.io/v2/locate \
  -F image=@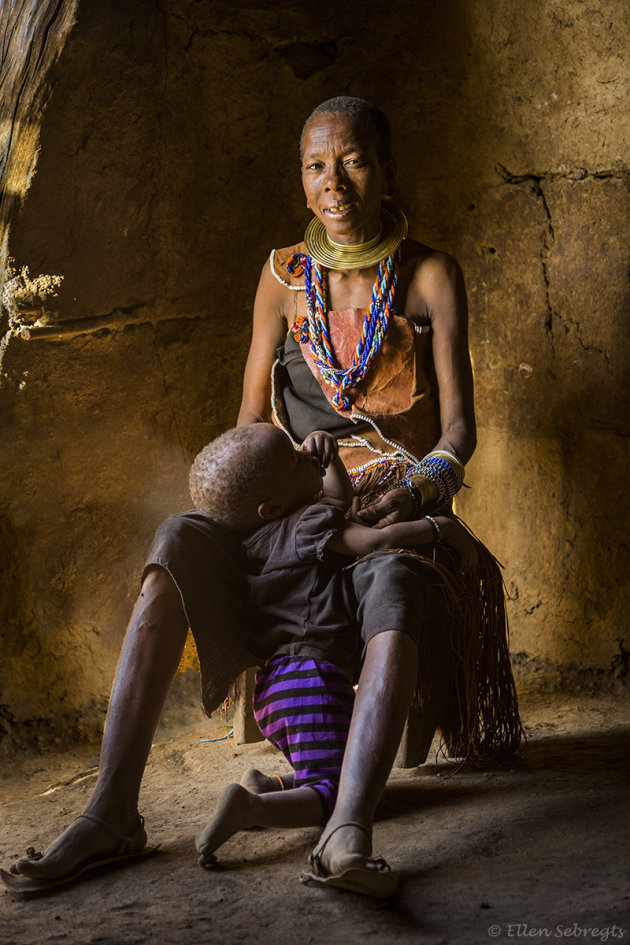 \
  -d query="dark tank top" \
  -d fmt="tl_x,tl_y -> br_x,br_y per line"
277,331 -> 369,442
